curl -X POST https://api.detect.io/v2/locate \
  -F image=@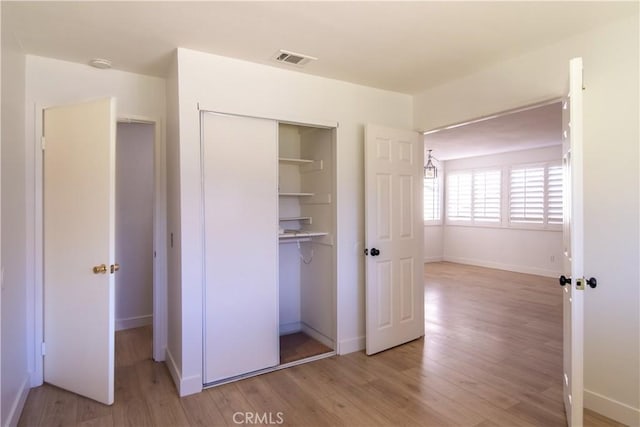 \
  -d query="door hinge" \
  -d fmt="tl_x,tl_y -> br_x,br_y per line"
41,137 -> 46,151
41,342 -> 46,356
